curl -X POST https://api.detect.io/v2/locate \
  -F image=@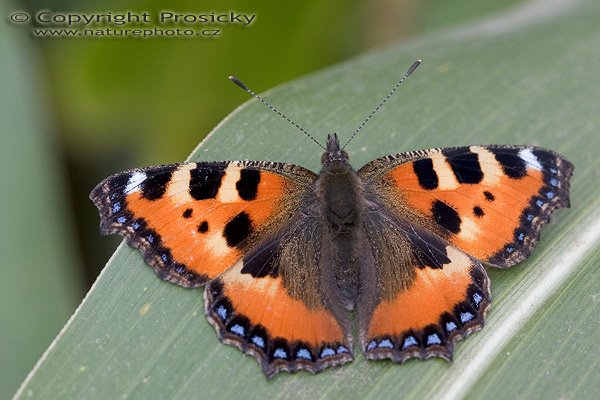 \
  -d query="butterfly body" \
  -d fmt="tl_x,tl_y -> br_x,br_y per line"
316,134 -> 365,312
92,105 -> 572,377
